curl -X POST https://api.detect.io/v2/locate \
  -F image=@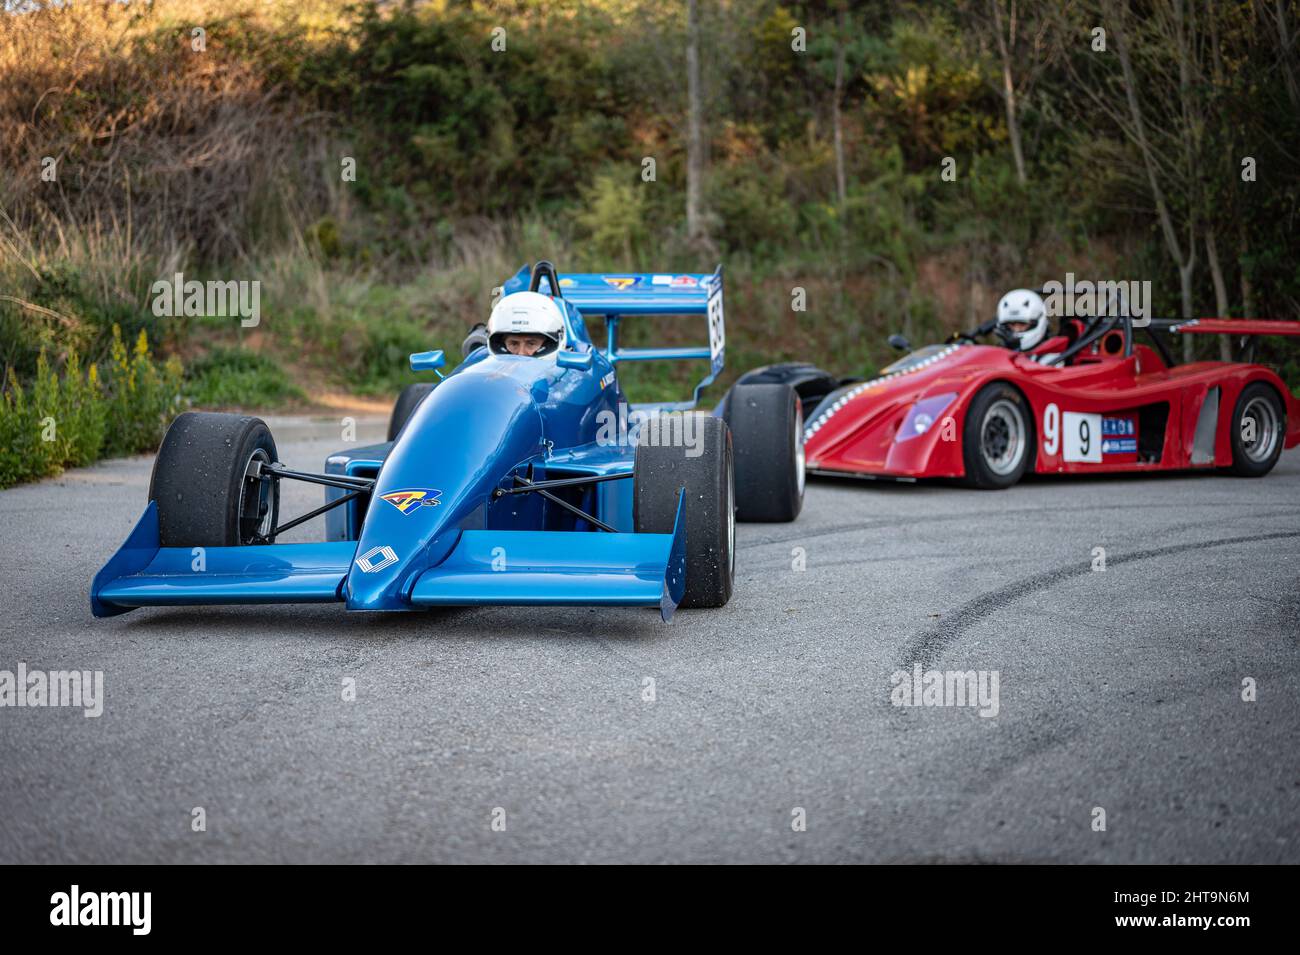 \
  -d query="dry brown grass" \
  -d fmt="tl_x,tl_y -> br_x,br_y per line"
0,0 -> 340,265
